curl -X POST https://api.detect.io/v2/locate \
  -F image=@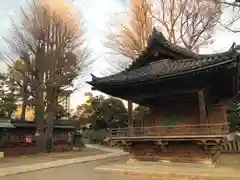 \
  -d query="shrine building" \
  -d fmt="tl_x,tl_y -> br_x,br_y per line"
88,28 -> 240,164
